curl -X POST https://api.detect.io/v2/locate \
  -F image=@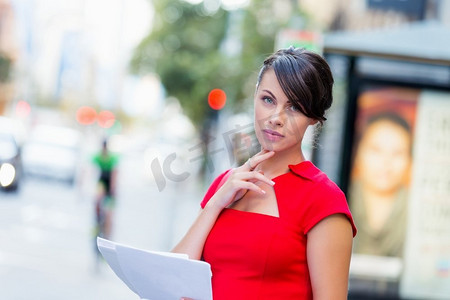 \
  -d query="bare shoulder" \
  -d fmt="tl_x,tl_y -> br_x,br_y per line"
308,214 -> 353,238
307,214 -> 353,299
